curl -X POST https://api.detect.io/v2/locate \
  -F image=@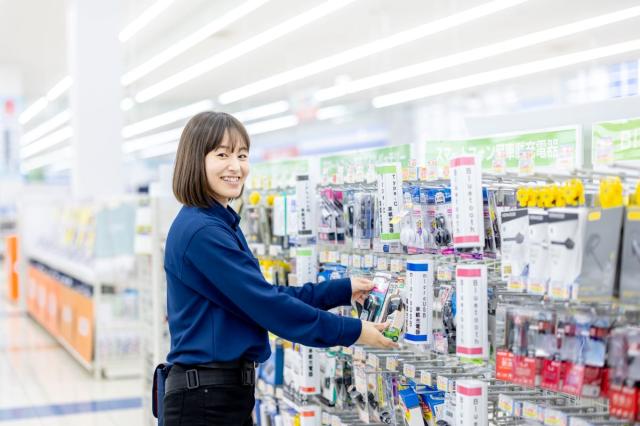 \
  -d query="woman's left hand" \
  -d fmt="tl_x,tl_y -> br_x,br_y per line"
351,277 -> 375,305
